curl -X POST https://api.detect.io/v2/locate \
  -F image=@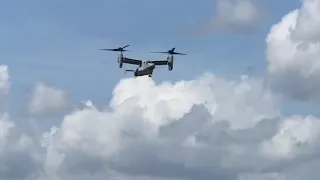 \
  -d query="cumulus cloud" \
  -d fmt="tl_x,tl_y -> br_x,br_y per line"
0,65 -> 10,111
0,67 -> 42,180
186,0 -> 263,35
0,65 -> 9,95
1,60 -> 320,179
266,0 -> 320,101
28,82 -> 68,116
34,75 -> 320,180
42,75 -> 278,180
